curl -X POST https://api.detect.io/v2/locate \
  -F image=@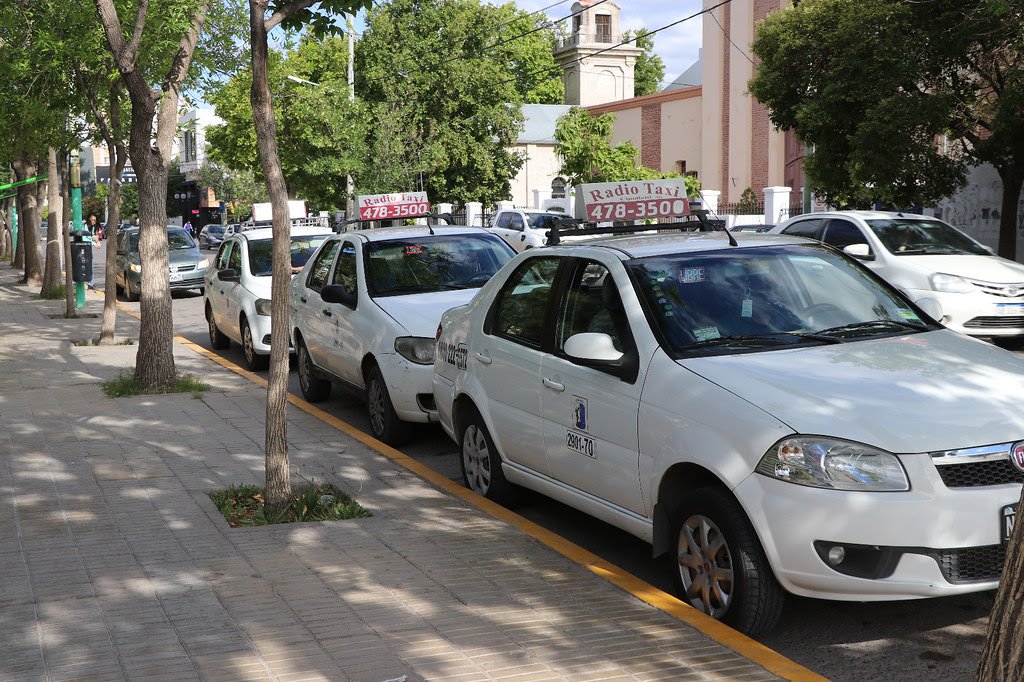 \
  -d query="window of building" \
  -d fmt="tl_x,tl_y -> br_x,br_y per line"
595,14 -> 612,42
552,177 -> 566,199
